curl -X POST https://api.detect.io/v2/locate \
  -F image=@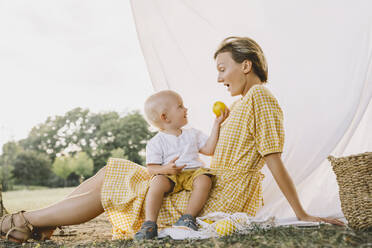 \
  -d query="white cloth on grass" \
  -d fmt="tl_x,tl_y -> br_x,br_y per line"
158,212 -> 340,240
